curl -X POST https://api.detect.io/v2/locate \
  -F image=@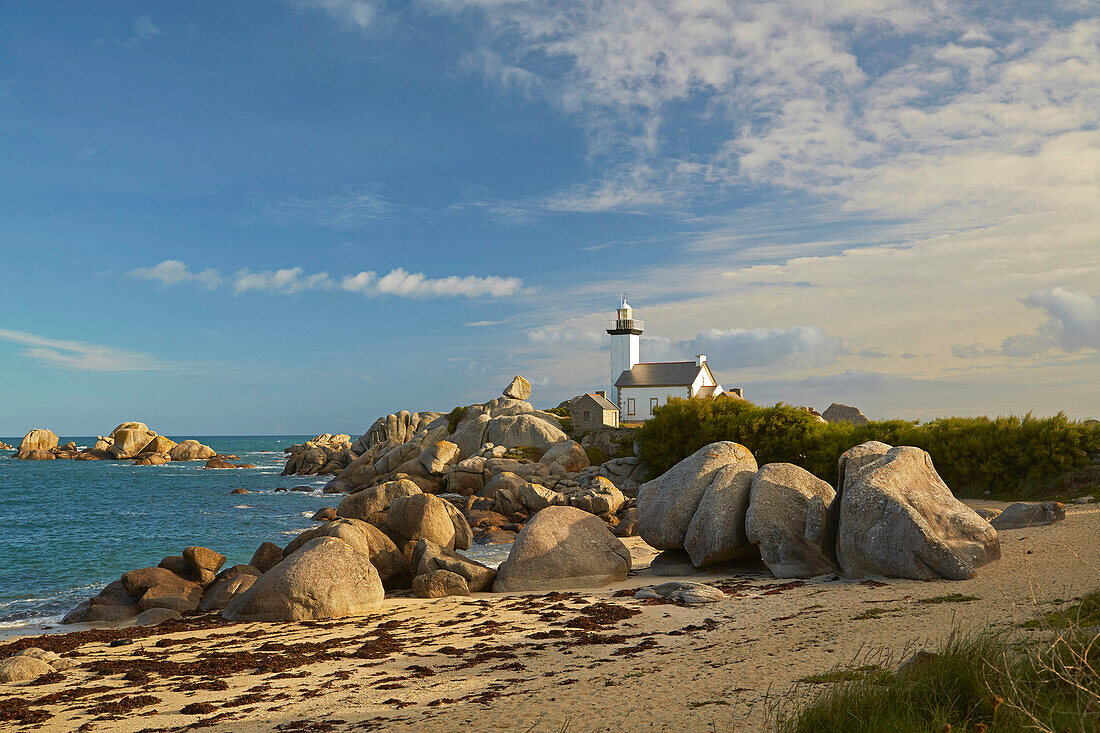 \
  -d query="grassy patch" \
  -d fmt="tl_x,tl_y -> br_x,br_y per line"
1021,590 -> 1100,629
686,700 -> 731,708
446,405 -> 470,434
773,592 -> 1100,733
852,607 -> 891,620
919,594 -> 981,604
800,666 -> 884,685
584,445 -> 608,466
504,445 -> 544,462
